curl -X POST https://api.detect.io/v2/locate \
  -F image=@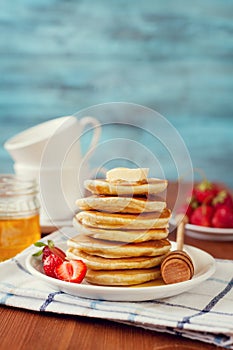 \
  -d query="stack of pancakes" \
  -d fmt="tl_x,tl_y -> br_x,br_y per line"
67,170 -> 172,286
